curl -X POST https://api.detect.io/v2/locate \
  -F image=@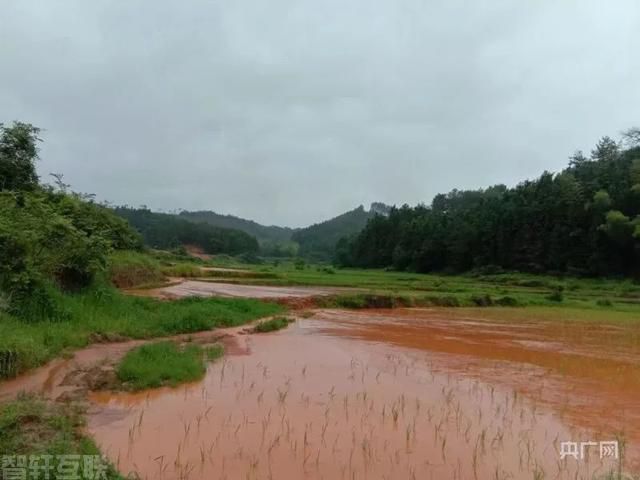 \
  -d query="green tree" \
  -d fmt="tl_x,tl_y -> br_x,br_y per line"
0,122 -> 41,191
